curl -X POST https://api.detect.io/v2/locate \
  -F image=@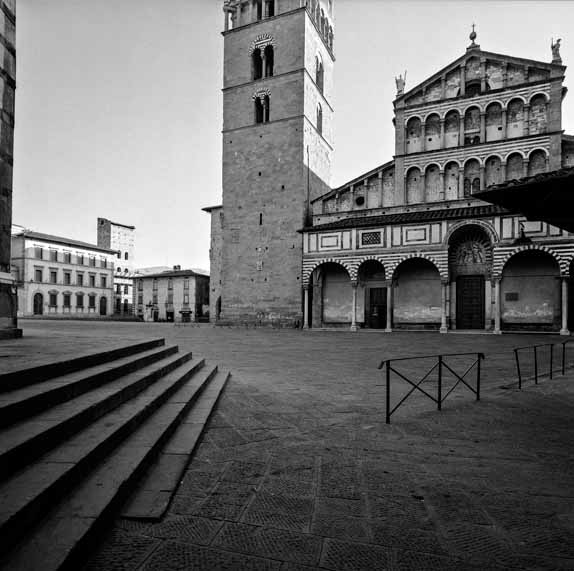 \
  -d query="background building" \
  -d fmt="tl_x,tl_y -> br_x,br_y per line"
97,218 -> 136,315
135,267 -> 209,323
0,0 -> 18,338
302,31 -> 574,334
11,227 -> 115,318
